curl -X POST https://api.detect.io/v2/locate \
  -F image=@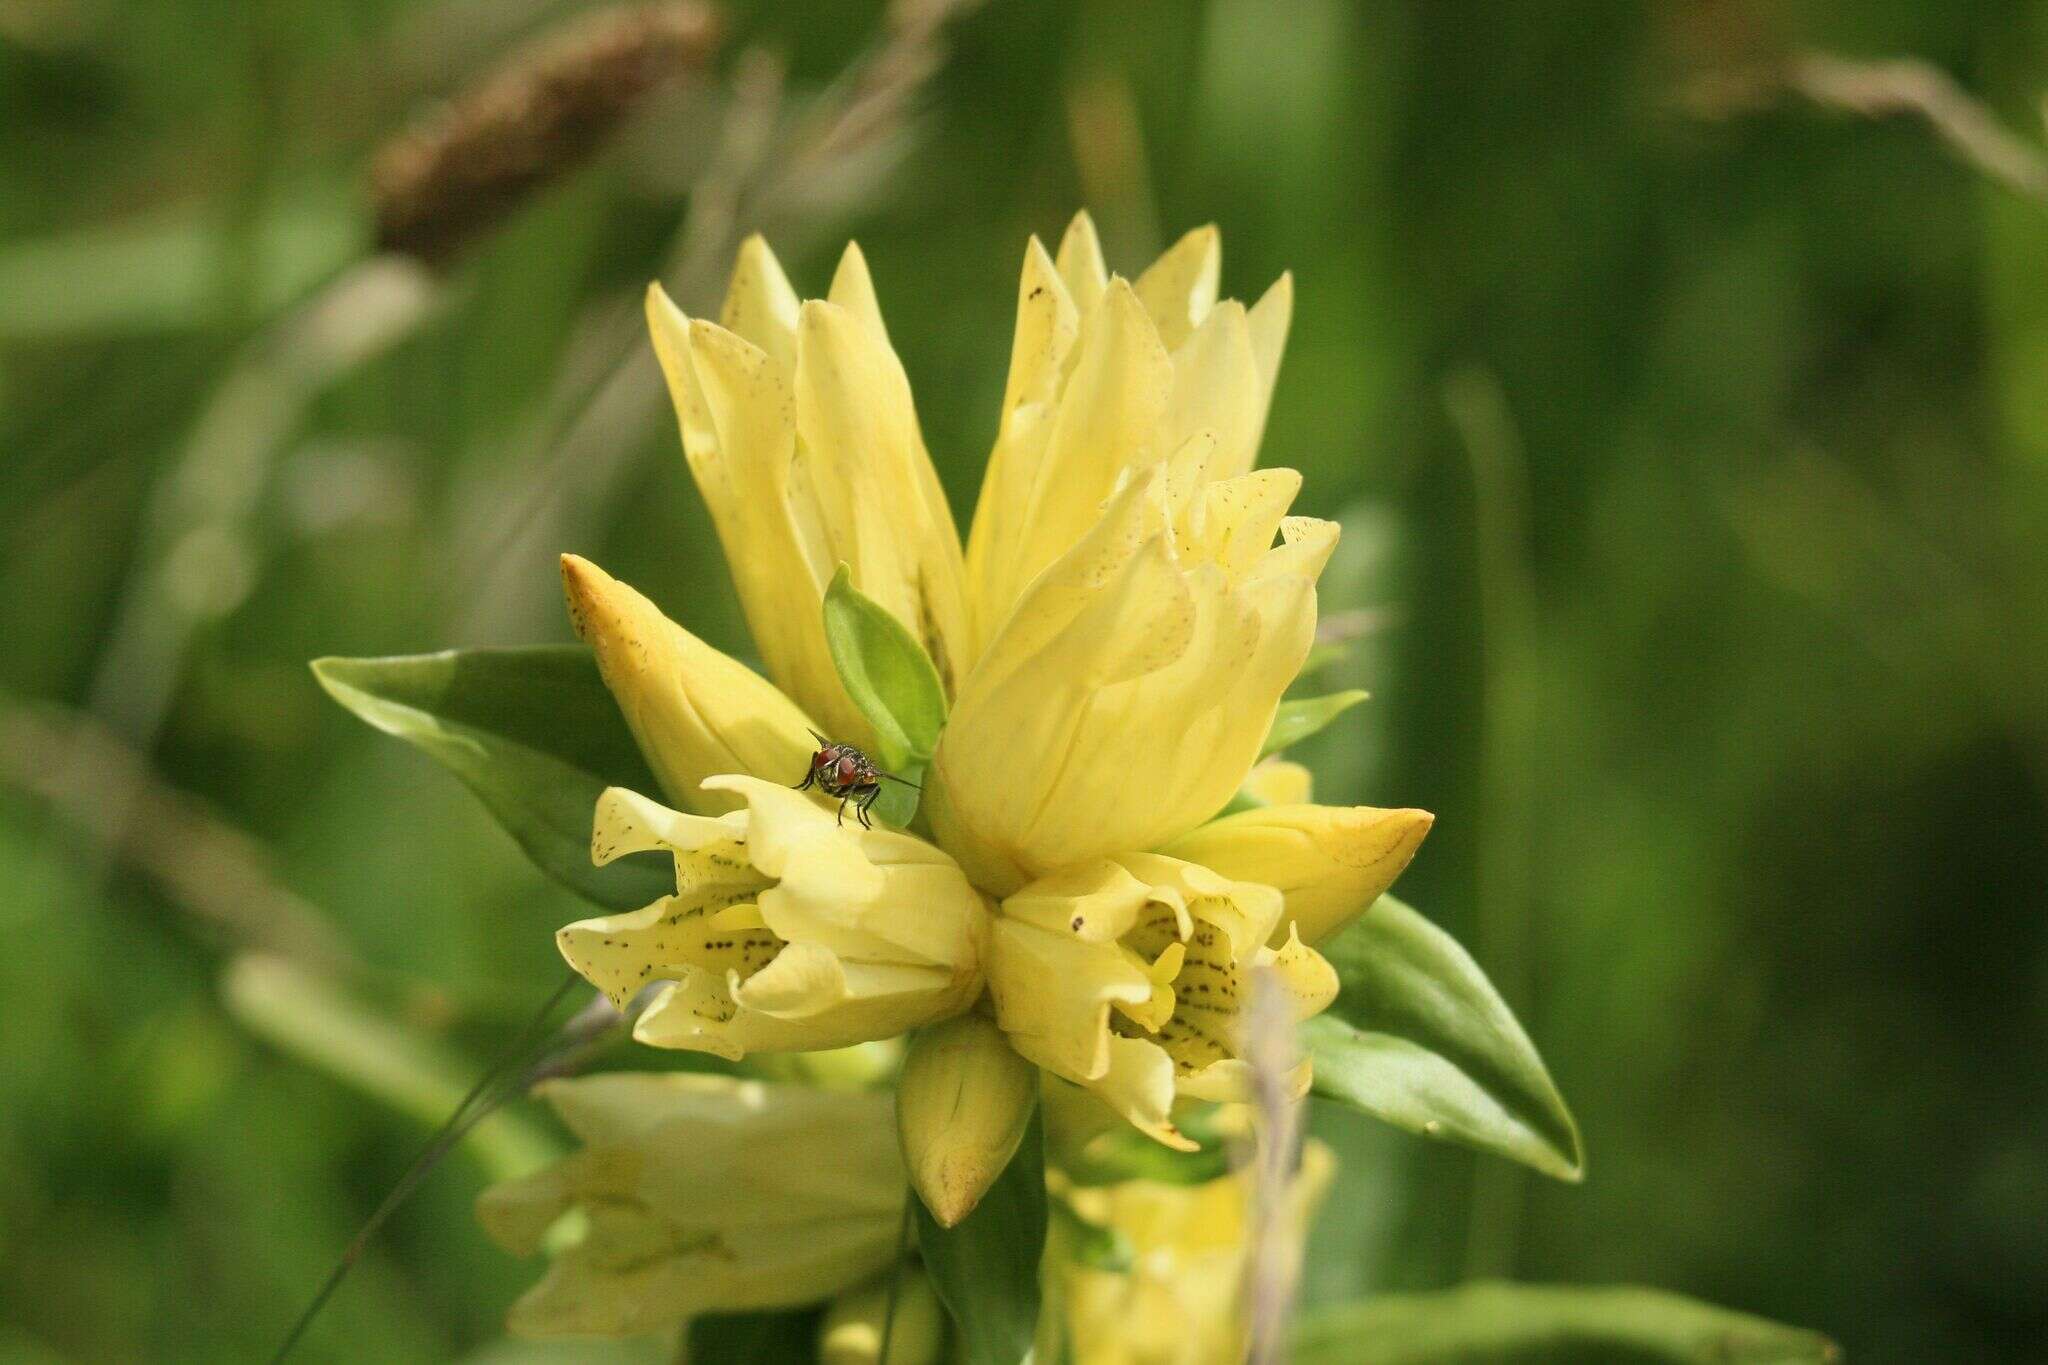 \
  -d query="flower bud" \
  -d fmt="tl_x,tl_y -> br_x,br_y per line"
560,554 -> 816,815
819,1269 -> 945,1365
896,1012 -> 1038,1226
